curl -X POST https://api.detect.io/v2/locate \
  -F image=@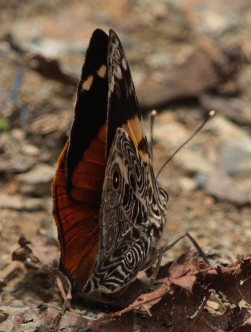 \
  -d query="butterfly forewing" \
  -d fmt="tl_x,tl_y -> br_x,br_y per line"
106,30 -> 147,161
52,29 -> 109,289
